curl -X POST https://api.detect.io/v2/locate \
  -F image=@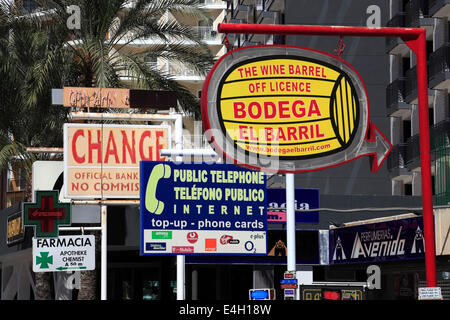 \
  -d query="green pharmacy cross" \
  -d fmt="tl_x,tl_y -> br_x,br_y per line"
36,252 -> 53,269
23,191 -> 71,238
